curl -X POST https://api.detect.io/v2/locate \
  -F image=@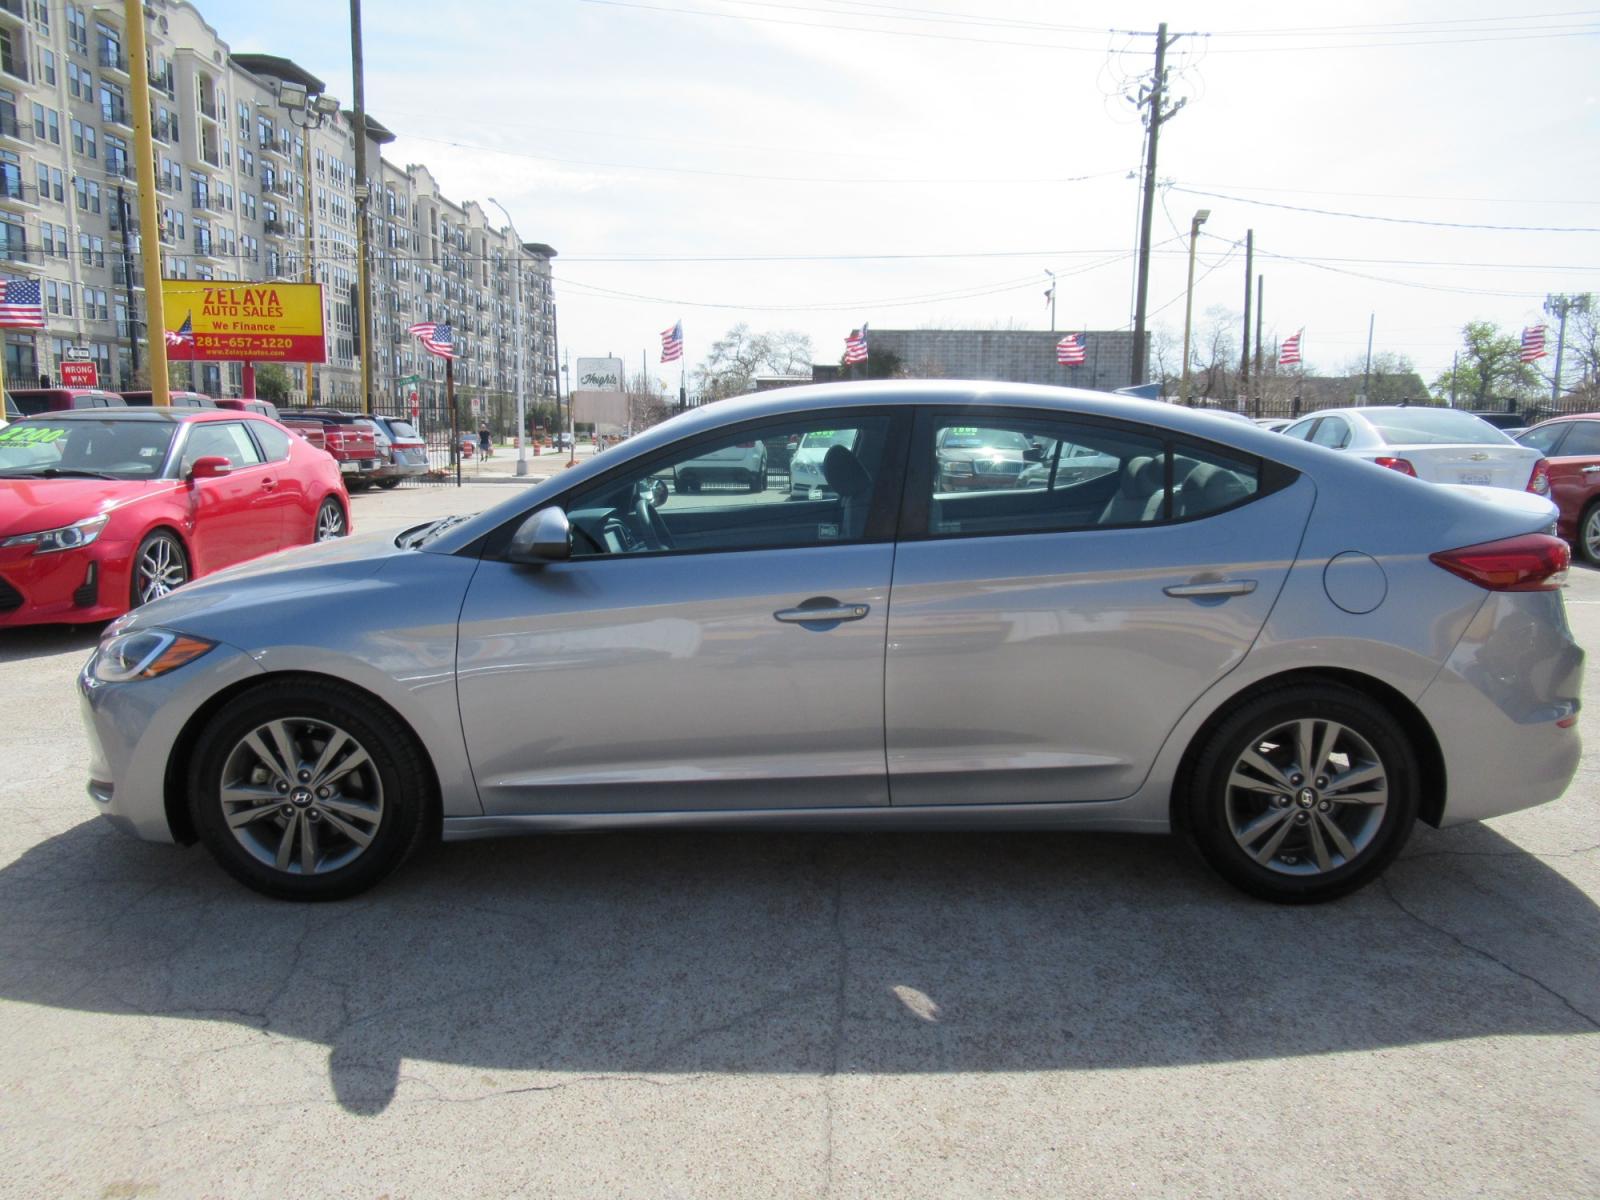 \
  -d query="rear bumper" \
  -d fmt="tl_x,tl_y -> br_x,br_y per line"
1418,590 -> 1584,825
